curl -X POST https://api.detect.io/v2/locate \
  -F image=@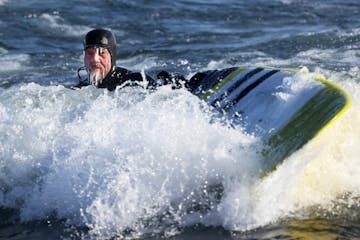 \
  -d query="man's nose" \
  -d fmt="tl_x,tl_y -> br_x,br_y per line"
91,52 -> 100,62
